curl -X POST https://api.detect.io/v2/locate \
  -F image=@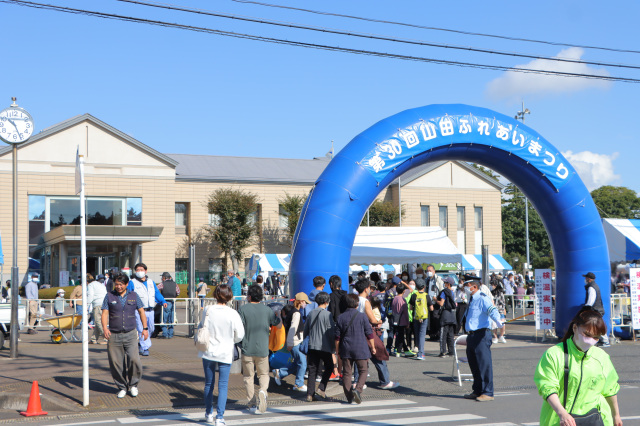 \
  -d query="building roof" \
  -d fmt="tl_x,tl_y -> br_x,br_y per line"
167,153 -> 332,184
392,160 -> 505,190
0,114 -> 179,168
